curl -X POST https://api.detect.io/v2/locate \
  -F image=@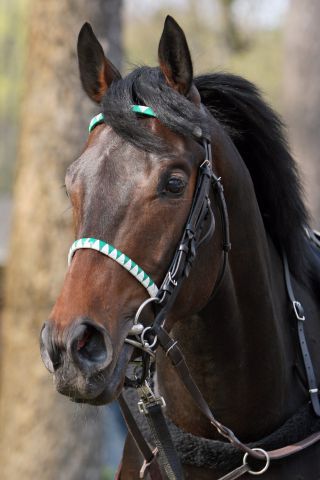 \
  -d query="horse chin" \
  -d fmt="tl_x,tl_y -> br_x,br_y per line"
56,343 -> 134,406
80,343 -> 134,405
